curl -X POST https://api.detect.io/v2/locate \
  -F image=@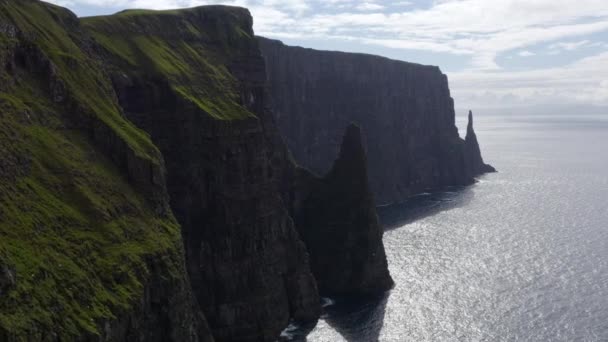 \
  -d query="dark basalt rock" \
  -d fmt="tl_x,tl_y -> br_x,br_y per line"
85,6 -> 321,341
465,110 -> 496,175
258,37 -> 495,205
96,255 -> 214,342
293,124 -> 393,296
